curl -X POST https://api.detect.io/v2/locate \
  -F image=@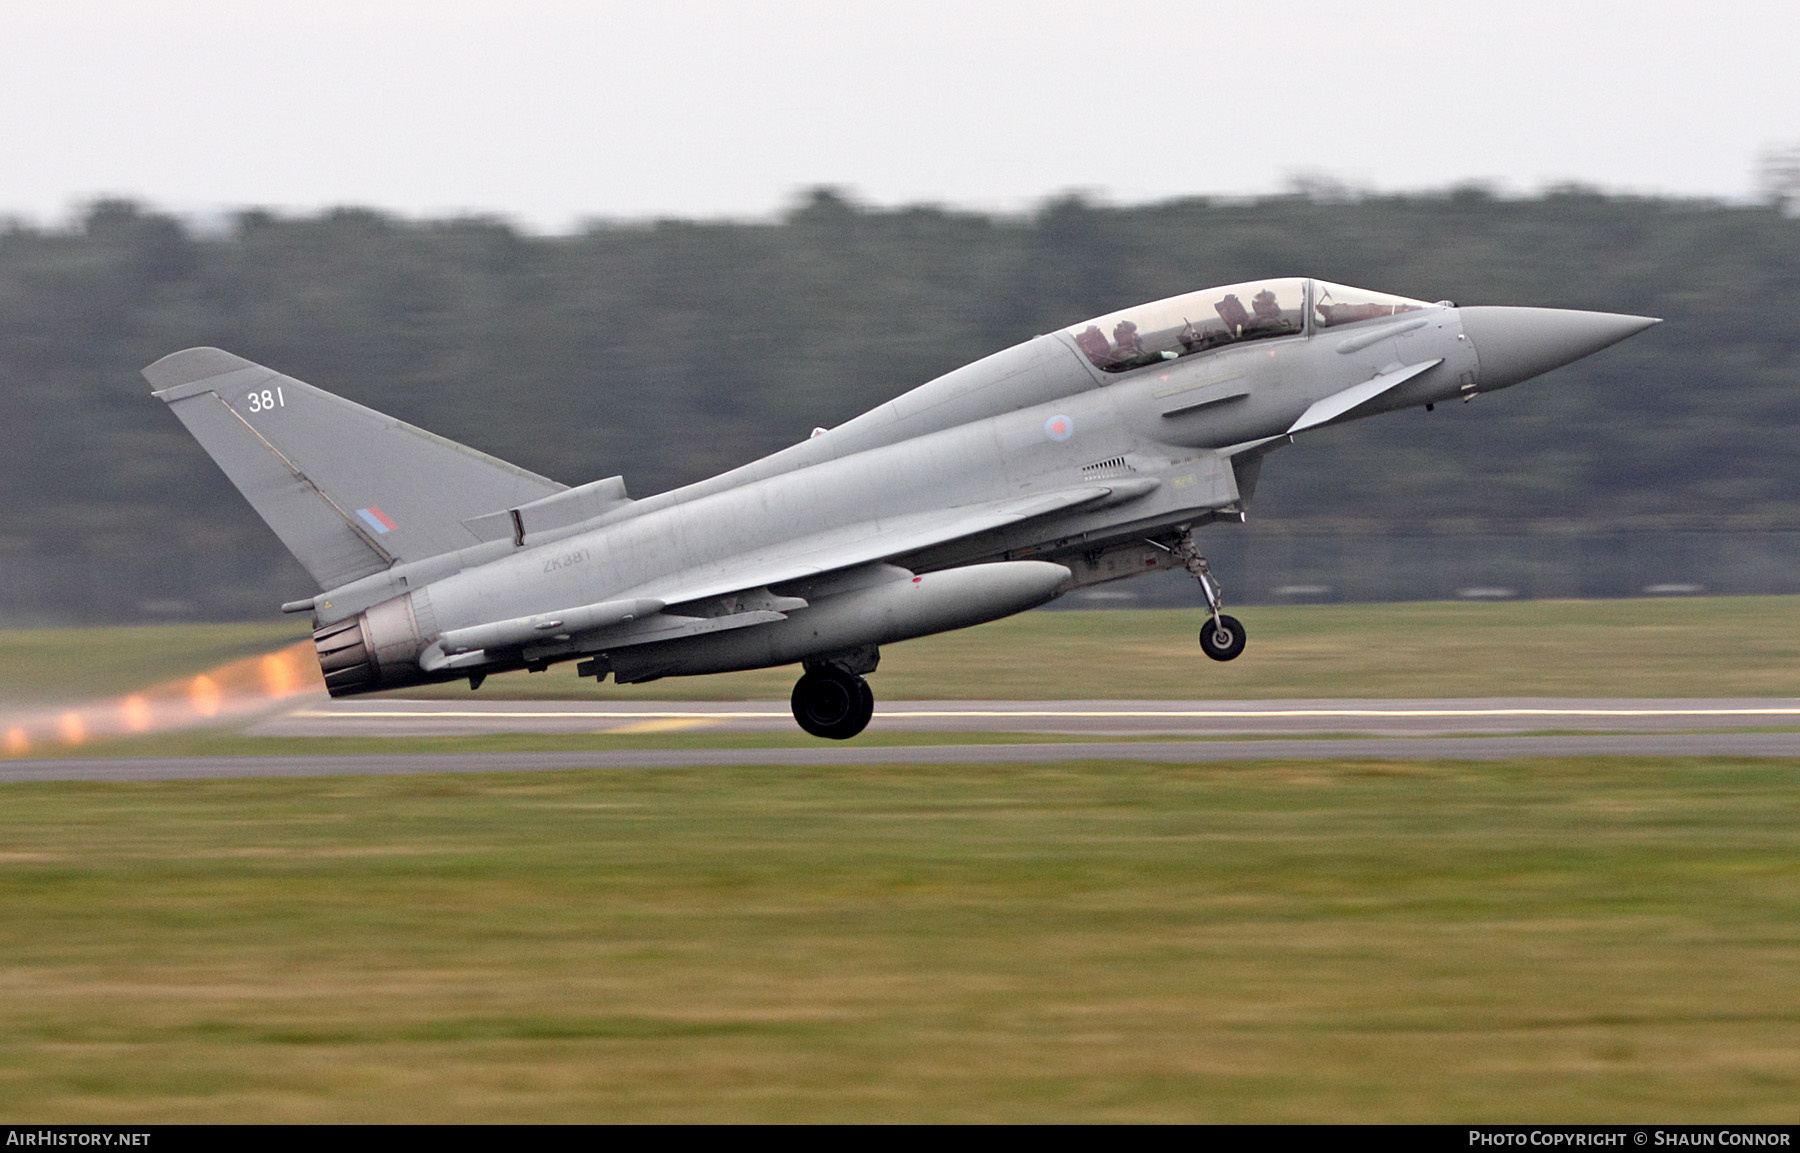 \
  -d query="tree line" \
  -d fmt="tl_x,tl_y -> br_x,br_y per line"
1,187 -> 1794,621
